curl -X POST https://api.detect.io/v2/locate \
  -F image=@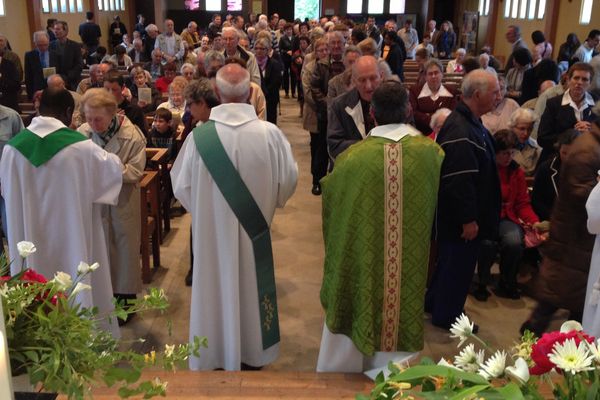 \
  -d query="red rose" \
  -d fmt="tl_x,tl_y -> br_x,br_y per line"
22,269 -> 48,283
530,330 -> 595,375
